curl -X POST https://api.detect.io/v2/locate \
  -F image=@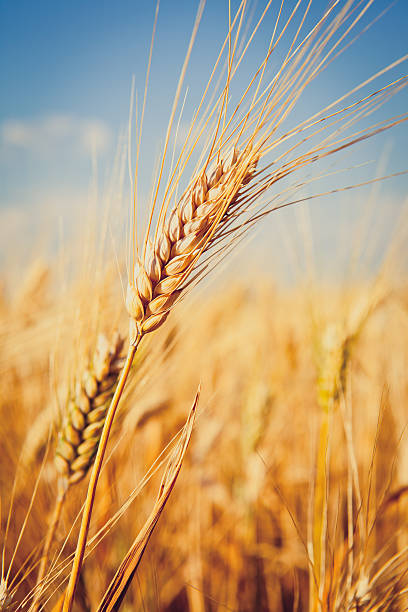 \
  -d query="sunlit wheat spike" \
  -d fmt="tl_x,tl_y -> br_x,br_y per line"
55,332 -> 125,485
126,147 -> 258,344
